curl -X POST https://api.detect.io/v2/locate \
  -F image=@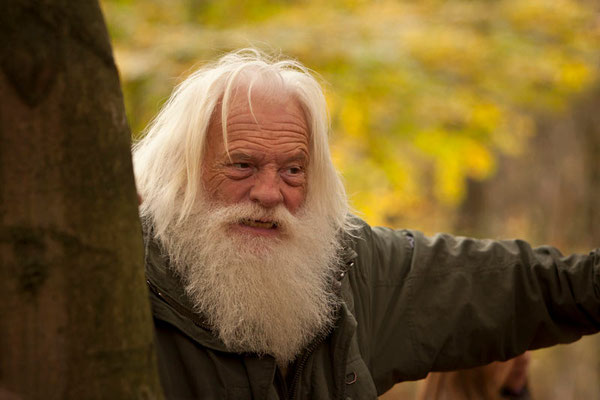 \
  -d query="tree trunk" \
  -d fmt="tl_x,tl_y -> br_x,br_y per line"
576,86 -> 600,247
0,1 -> 163,399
